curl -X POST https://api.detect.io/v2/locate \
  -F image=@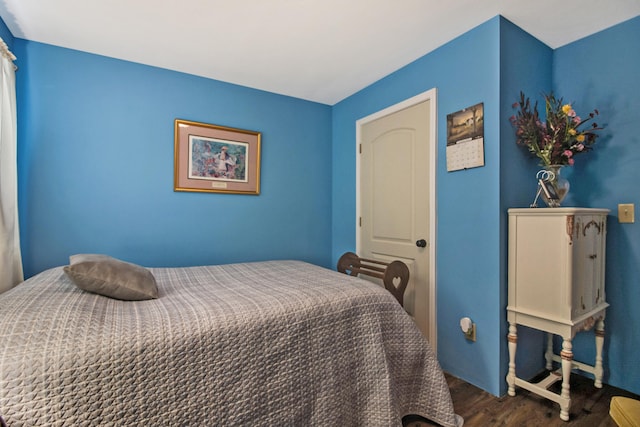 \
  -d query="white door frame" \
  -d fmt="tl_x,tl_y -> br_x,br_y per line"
355,88 -> 438,350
